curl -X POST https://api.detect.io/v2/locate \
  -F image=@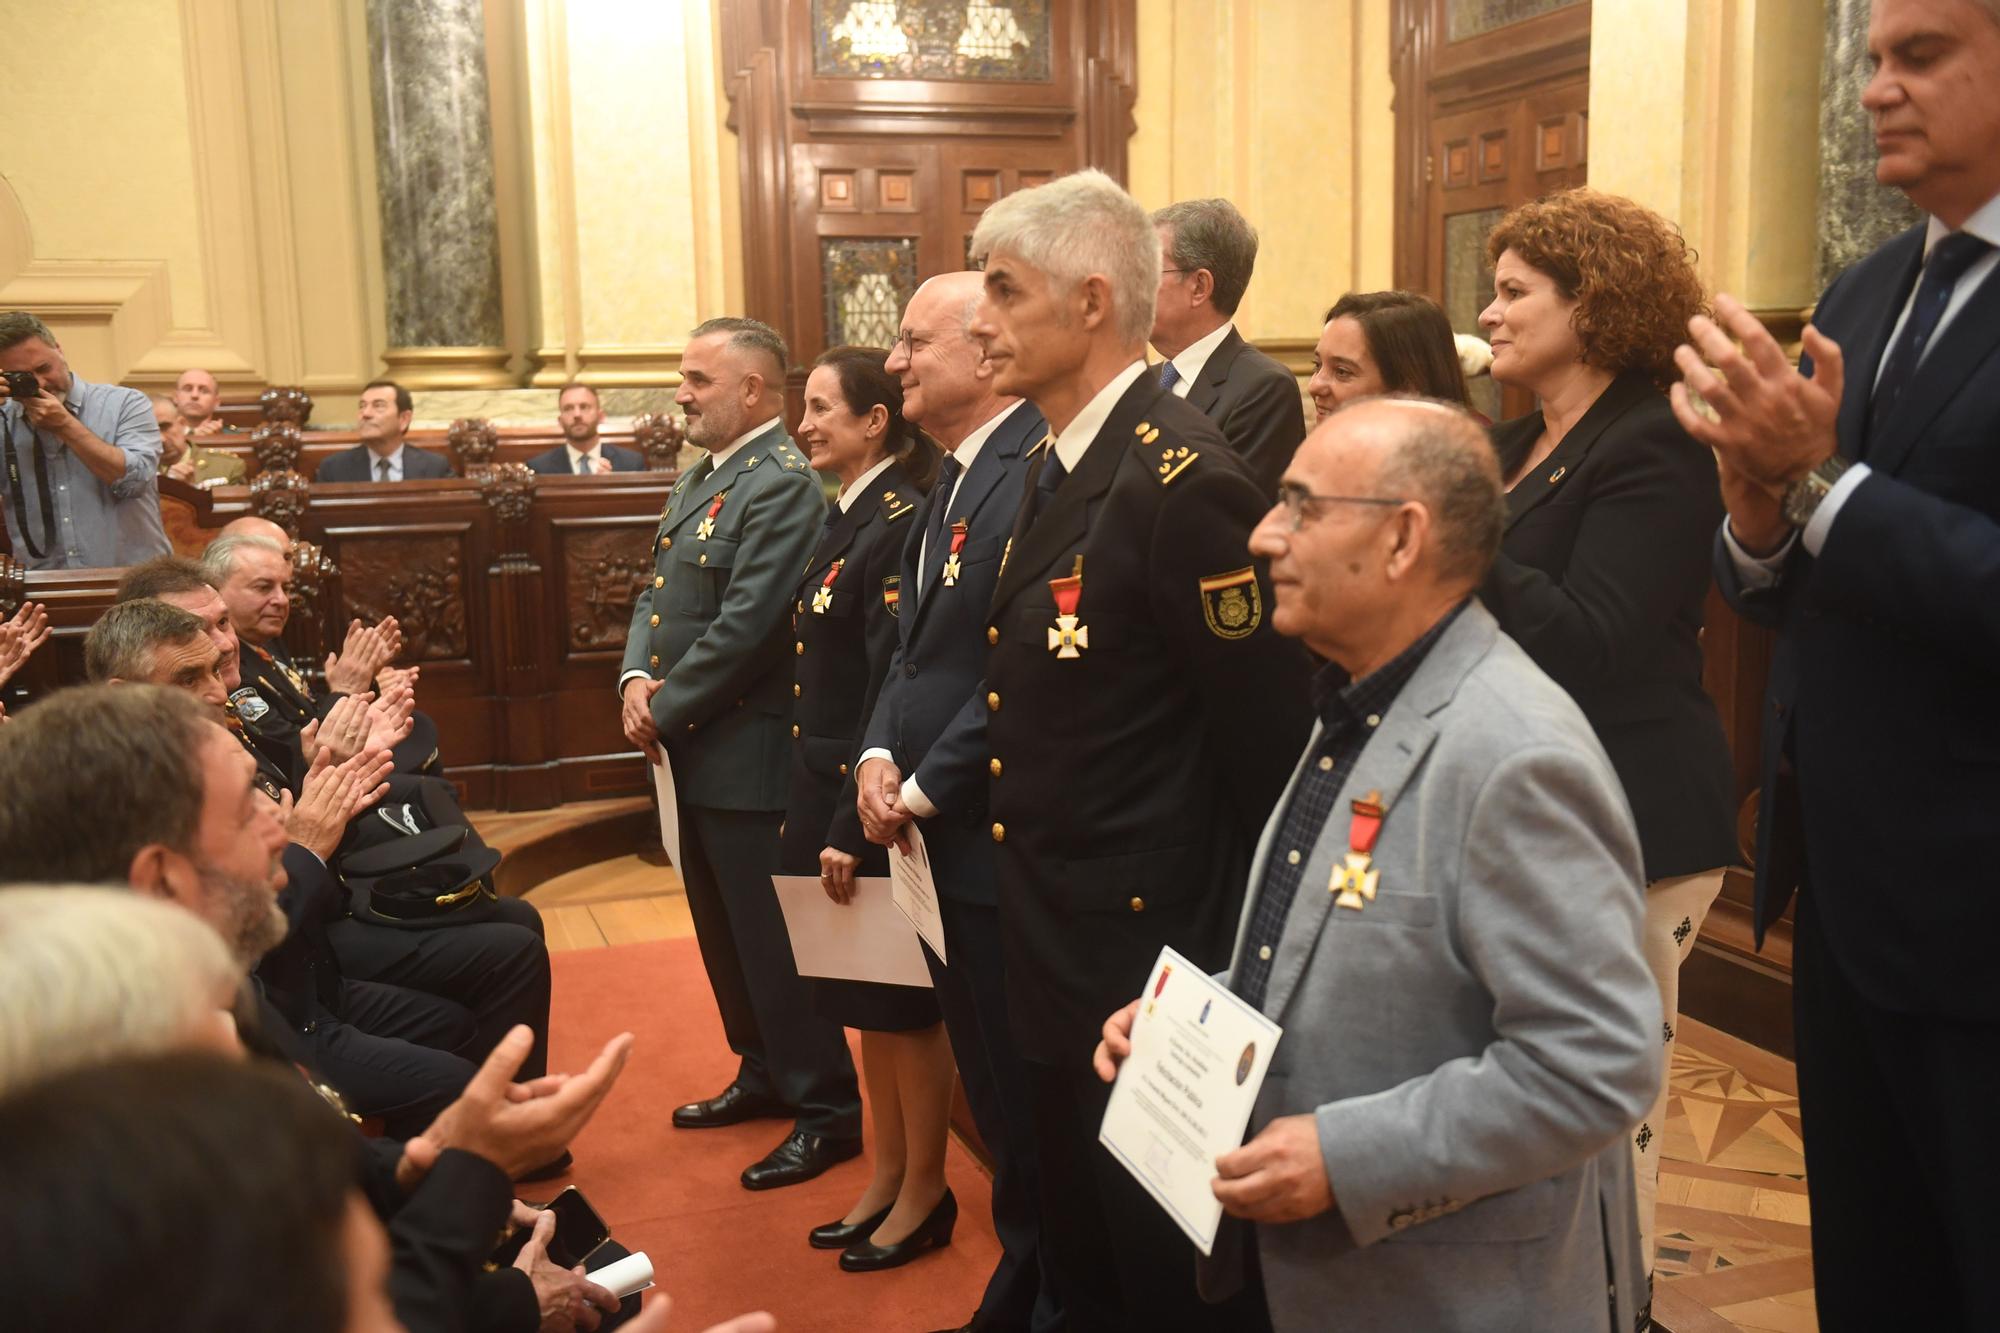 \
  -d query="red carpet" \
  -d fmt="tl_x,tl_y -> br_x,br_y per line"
545,937 -> 999,1331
